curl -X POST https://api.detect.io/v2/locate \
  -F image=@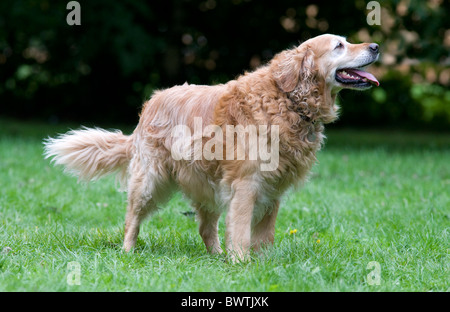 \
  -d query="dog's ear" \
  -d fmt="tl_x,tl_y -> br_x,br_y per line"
273,46 -> 315,93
